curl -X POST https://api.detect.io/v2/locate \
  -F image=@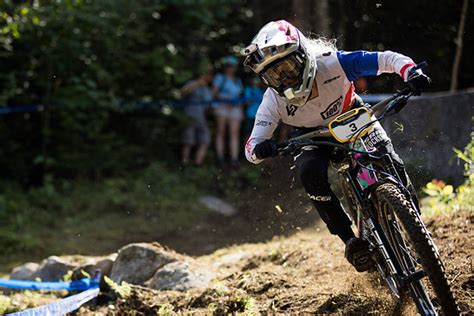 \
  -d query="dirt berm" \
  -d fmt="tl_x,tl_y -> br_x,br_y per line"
79,211 -> 472,315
